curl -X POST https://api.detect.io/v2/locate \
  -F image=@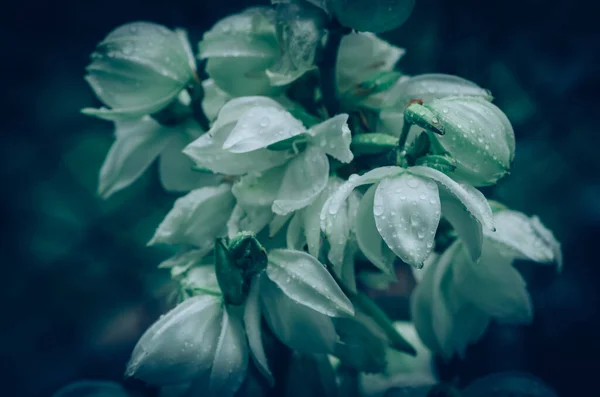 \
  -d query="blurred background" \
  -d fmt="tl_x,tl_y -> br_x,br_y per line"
2,0 -> 598,396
